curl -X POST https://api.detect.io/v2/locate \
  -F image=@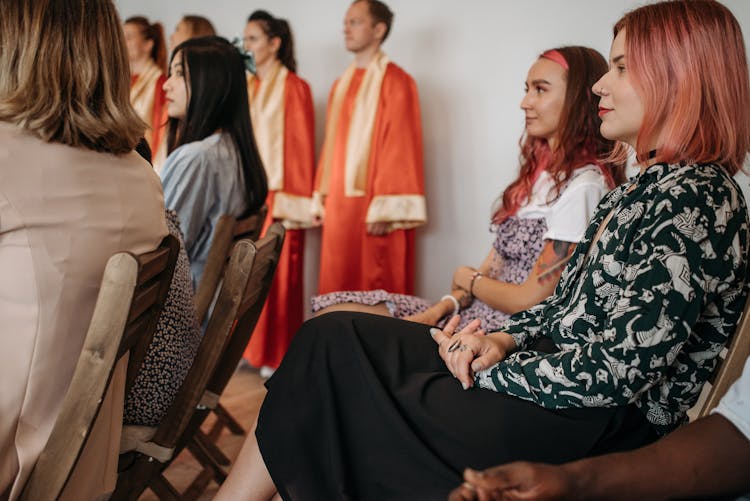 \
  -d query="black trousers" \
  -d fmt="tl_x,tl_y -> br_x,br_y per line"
257,312 -> 658,501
